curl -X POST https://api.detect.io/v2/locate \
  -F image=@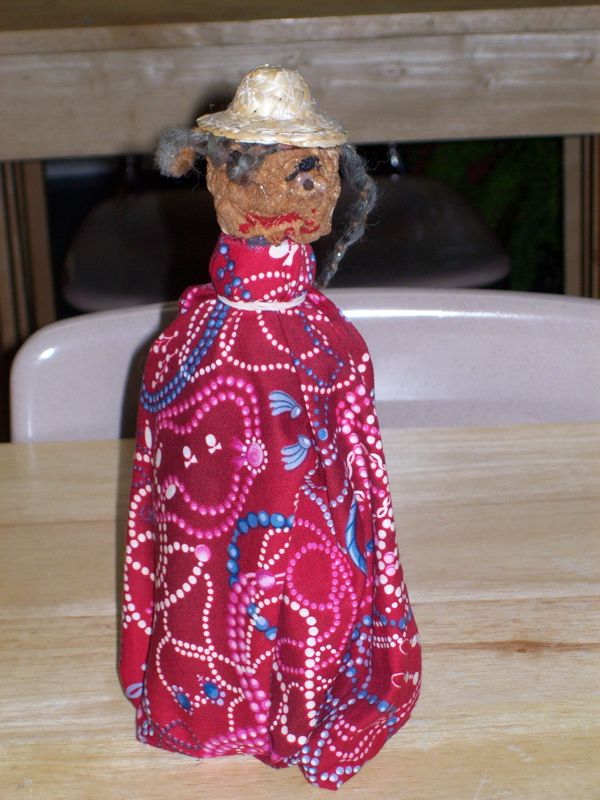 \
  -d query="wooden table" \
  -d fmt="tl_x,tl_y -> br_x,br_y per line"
1,423 -> 598,799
